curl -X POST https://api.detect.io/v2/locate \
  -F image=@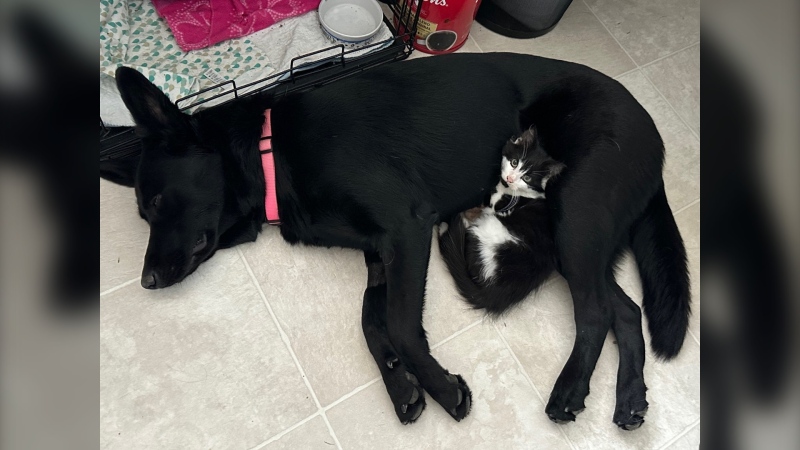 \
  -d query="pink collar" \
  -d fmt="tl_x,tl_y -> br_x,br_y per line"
260,109 -> 280,225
